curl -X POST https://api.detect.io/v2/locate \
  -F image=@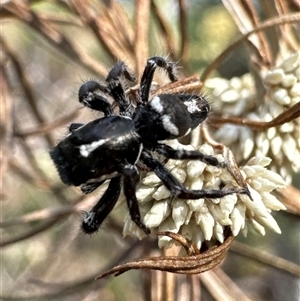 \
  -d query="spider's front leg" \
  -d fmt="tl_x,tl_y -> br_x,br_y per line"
78,81 -> 113,116
123,164 -> 150,234
140,152 -> 249,200
106,61 -> 136,115
81,177 -> 122,234
138,56 -> 178,104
